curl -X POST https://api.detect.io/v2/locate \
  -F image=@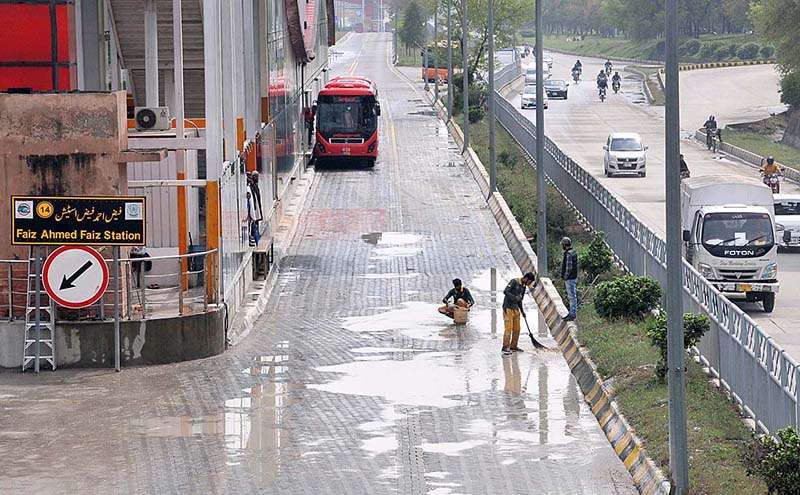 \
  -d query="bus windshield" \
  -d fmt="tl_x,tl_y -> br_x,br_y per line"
317,95 -> 377,138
